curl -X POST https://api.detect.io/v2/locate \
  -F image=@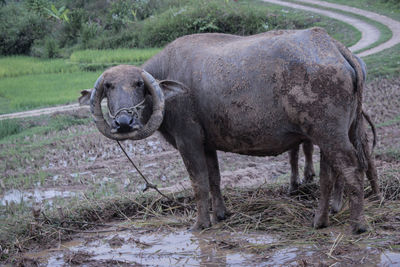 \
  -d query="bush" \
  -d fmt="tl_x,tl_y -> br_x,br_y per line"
139,0 -> 265,47
30,37 -> 60,58
0,3 -> 48,55
138,0 -> 317,47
